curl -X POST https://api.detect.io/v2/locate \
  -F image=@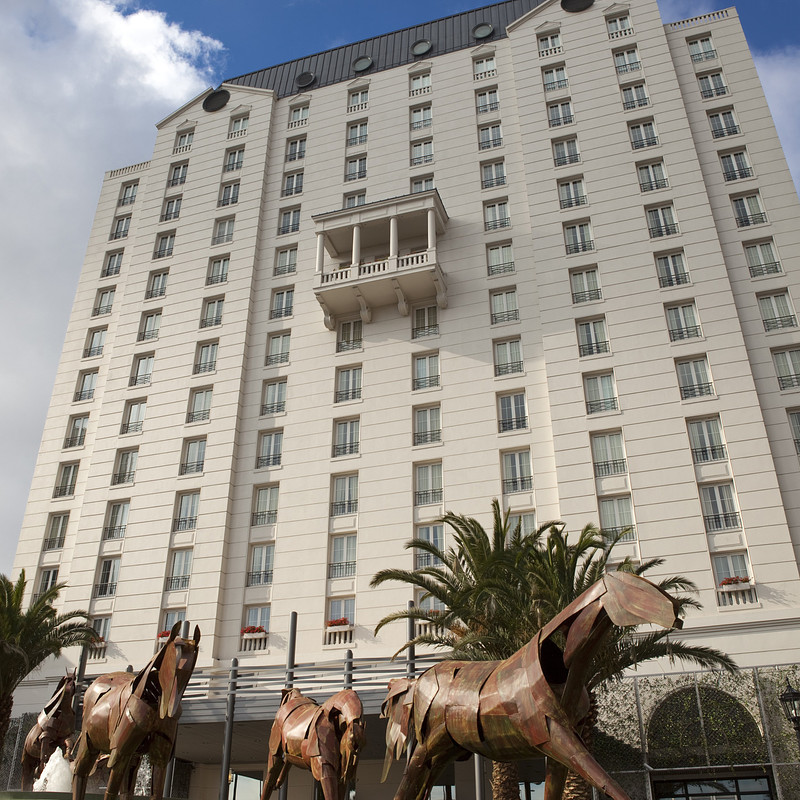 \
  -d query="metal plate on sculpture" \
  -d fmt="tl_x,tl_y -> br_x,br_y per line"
561,0 -> 595,11
203,89 -> 230,112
